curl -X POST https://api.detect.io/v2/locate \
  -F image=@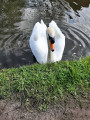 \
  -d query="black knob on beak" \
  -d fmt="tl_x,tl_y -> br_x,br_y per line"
48,35 -> 55,44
